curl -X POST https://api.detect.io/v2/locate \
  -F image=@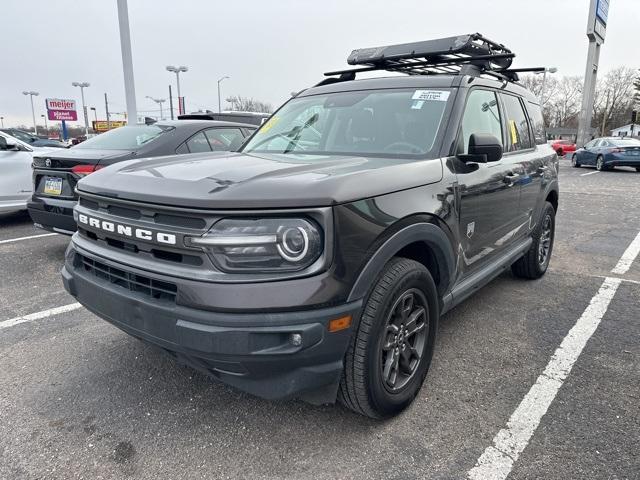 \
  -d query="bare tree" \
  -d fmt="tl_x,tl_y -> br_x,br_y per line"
593,66 -> 636,135
225,96 -> 273,113
548,76 -> 582,128
633,69 -> 640,107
